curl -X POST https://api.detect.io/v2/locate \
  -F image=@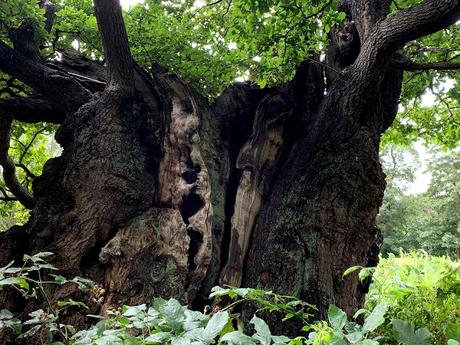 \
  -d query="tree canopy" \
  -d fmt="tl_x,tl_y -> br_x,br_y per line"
1,0 -> 459,124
